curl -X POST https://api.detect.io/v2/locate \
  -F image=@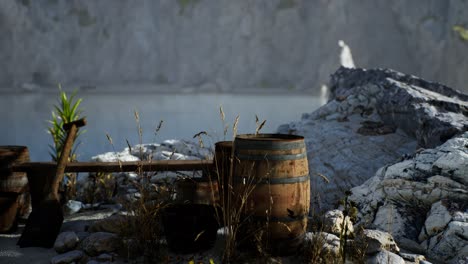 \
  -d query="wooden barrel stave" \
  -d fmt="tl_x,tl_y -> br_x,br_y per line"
0,146 -> 30,233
